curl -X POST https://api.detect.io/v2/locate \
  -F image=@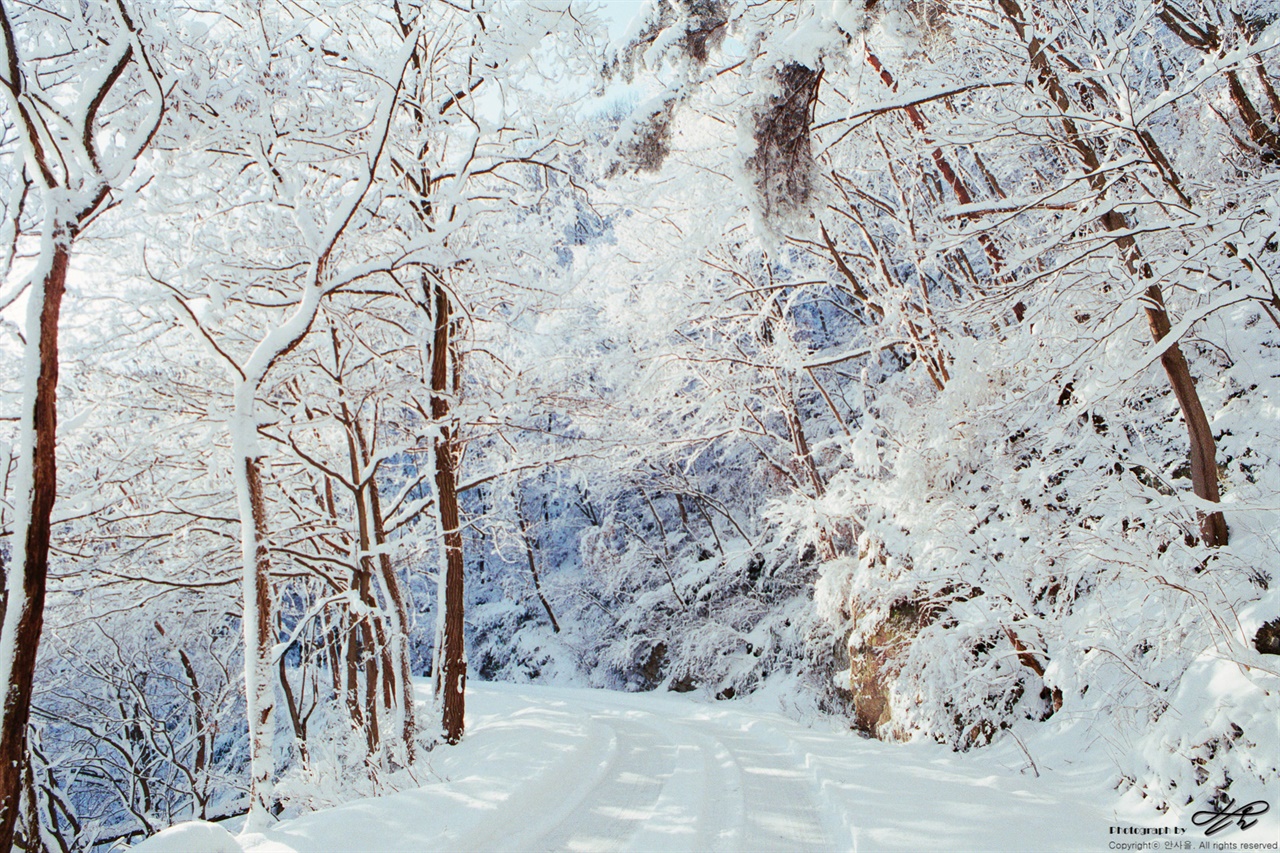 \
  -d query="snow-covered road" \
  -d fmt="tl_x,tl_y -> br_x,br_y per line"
459,688 -> 837,852
143,681 -> 1278,852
